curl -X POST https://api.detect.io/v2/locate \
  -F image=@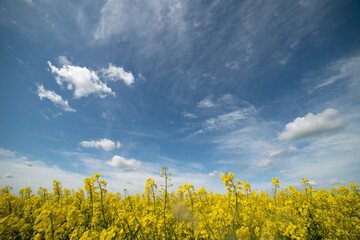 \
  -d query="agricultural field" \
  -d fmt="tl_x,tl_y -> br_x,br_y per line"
1,168 -> 359,240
